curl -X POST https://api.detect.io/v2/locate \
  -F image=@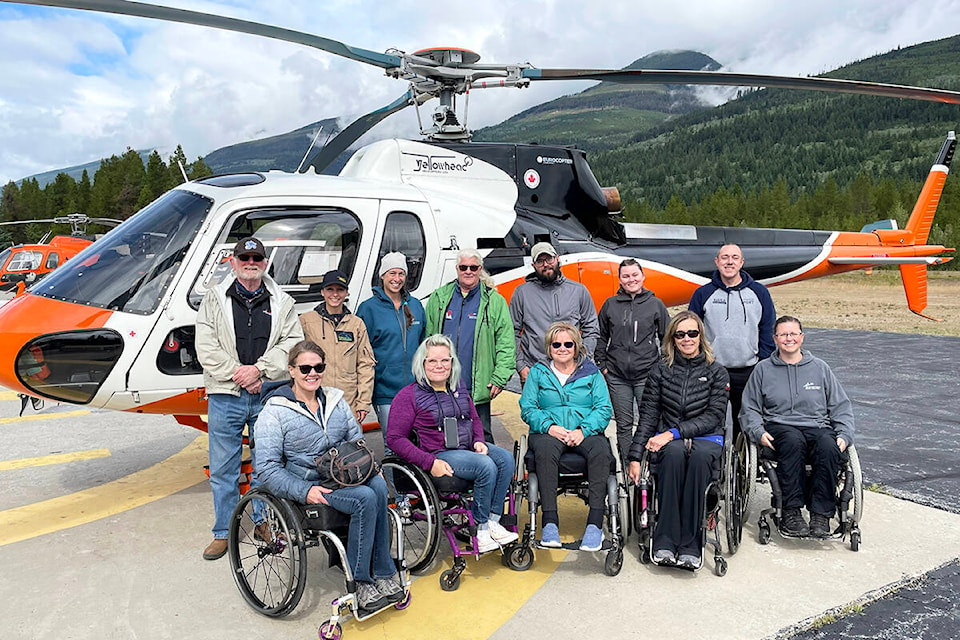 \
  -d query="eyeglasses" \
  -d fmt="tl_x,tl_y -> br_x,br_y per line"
551,341 -> 575,349
425,358 -> 452,368
236,254 -> 265,263
673,330 -> 701,339
458,264 -> 481,272
775,332 -> 803,339
297,363 -> 326,374
534,255 -> 556,265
